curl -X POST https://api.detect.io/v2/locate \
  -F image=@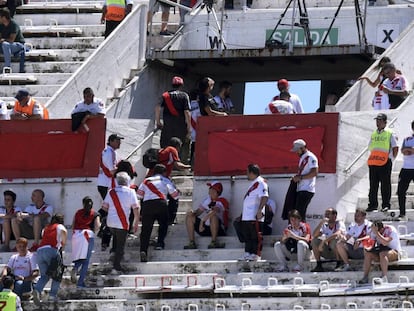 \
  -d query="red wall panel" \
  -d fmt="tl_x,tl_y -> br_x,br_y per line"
194,113 -> 338,176
0,118 -> 106,179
